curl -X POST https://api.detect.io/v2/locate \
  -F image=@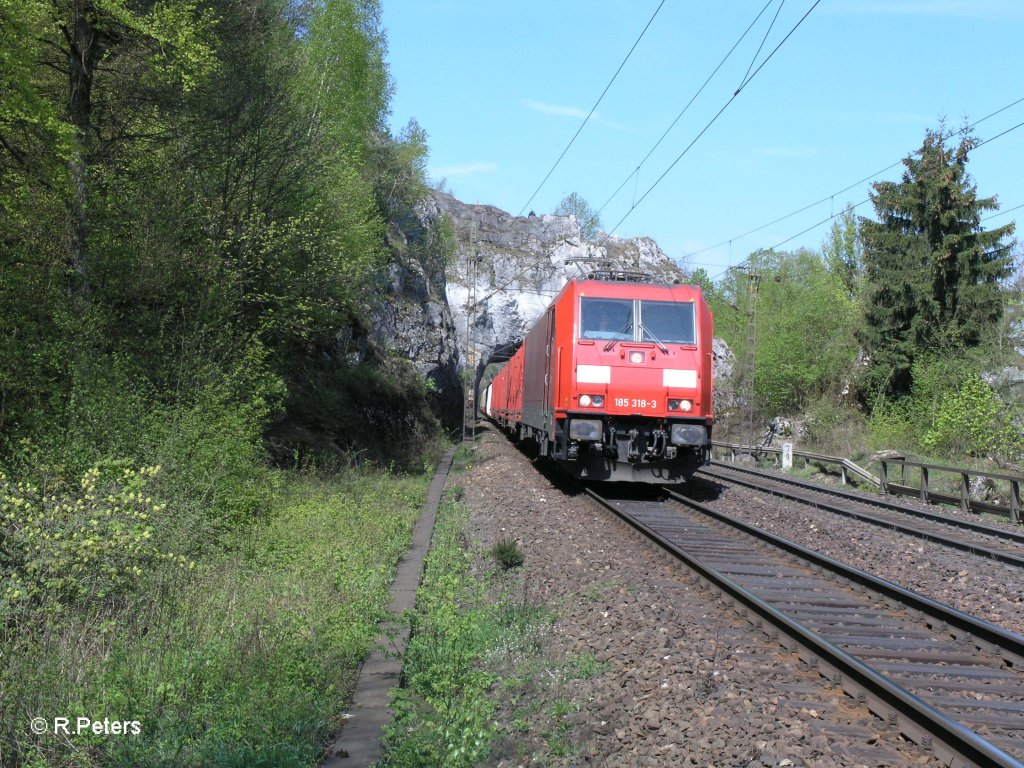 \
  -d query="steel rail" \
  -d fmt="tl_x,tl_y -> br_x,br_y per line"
699,463 -> 1024,568
585,486 -> 1024,768
706,461 -> 1024,544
